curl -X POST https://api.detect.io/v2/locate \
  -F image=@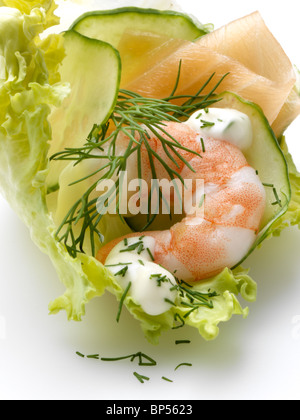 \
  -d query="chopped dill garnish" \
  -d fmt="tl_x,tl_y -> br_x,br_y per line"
87,354 -> 100,359
175,340 -> 191,345
162,376 -> 173,383
105,262 -> 132,267
164,298 -> 177,307
200,137 -> 206,153
134,372 -> 150,384
116,281 -> 132,323
150,273 -> 169,287
137,242 -> 144,255
174,280 -> 218,315
76,350 -> 157,367
50,67 -> 229,259
262,182 -> 282,207
179,279 -> 193,288
114,266 -> 129,277
172,313 -> 185,330
175,363 -> 192,371
272,187 -> 282,207
101,351 -> 157,366
119,240 -> 144,253
146,247 -> 155,261
200,120 -> 215,129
